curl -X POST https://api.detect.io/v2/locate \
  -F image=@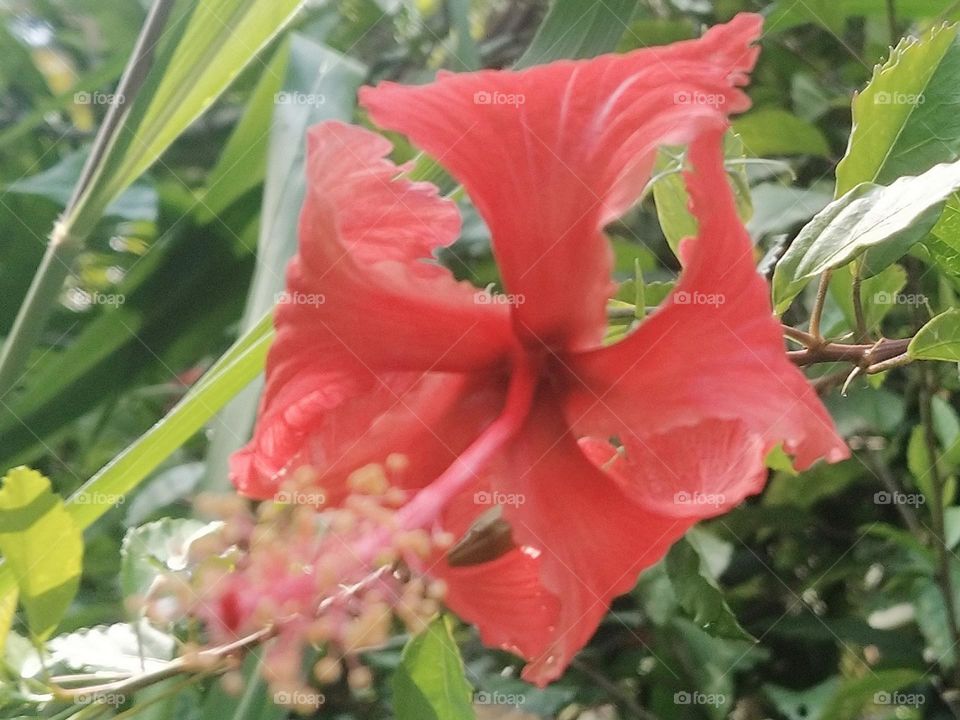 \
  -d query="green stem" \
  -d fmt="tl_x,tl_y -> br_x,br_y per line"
0,230 -> 80,396
851,270 -> 867,342
0,0 -> 175,398
809,271 -> 832,342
